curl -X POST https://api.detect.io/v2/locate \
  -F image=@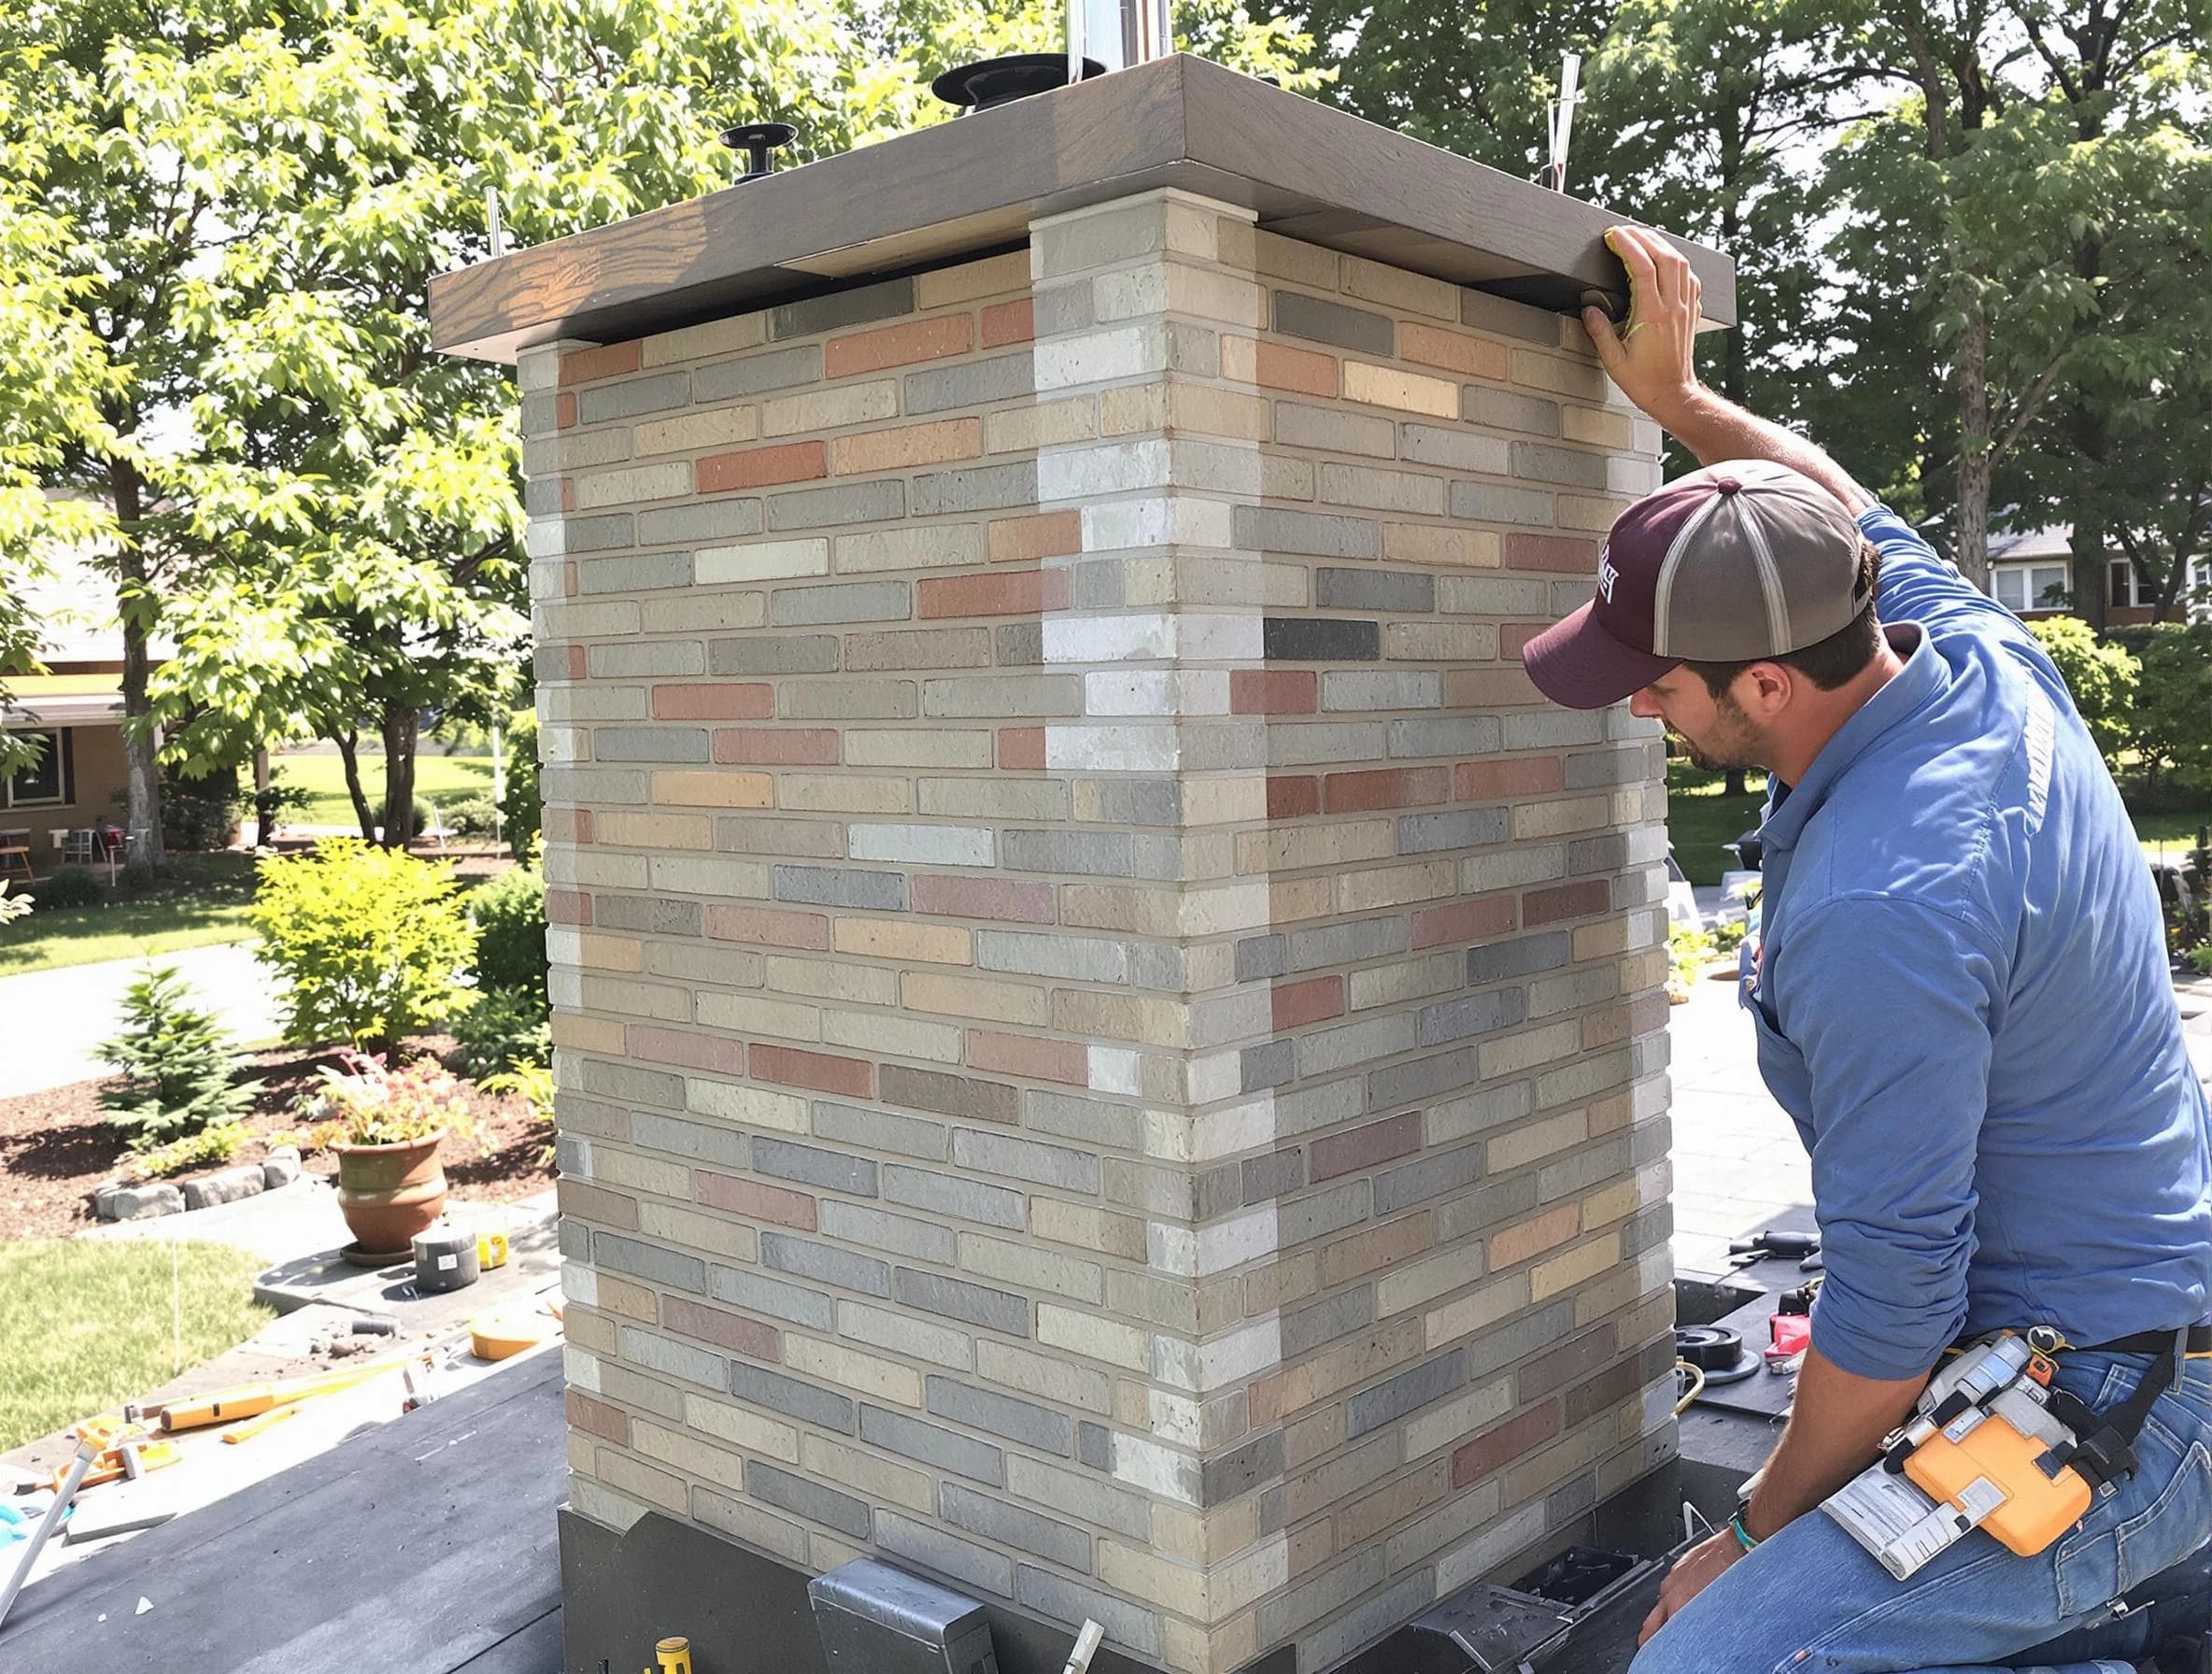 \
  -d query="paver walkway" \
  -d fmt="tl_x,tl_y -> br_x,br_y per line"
0,942 -> 283,1099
